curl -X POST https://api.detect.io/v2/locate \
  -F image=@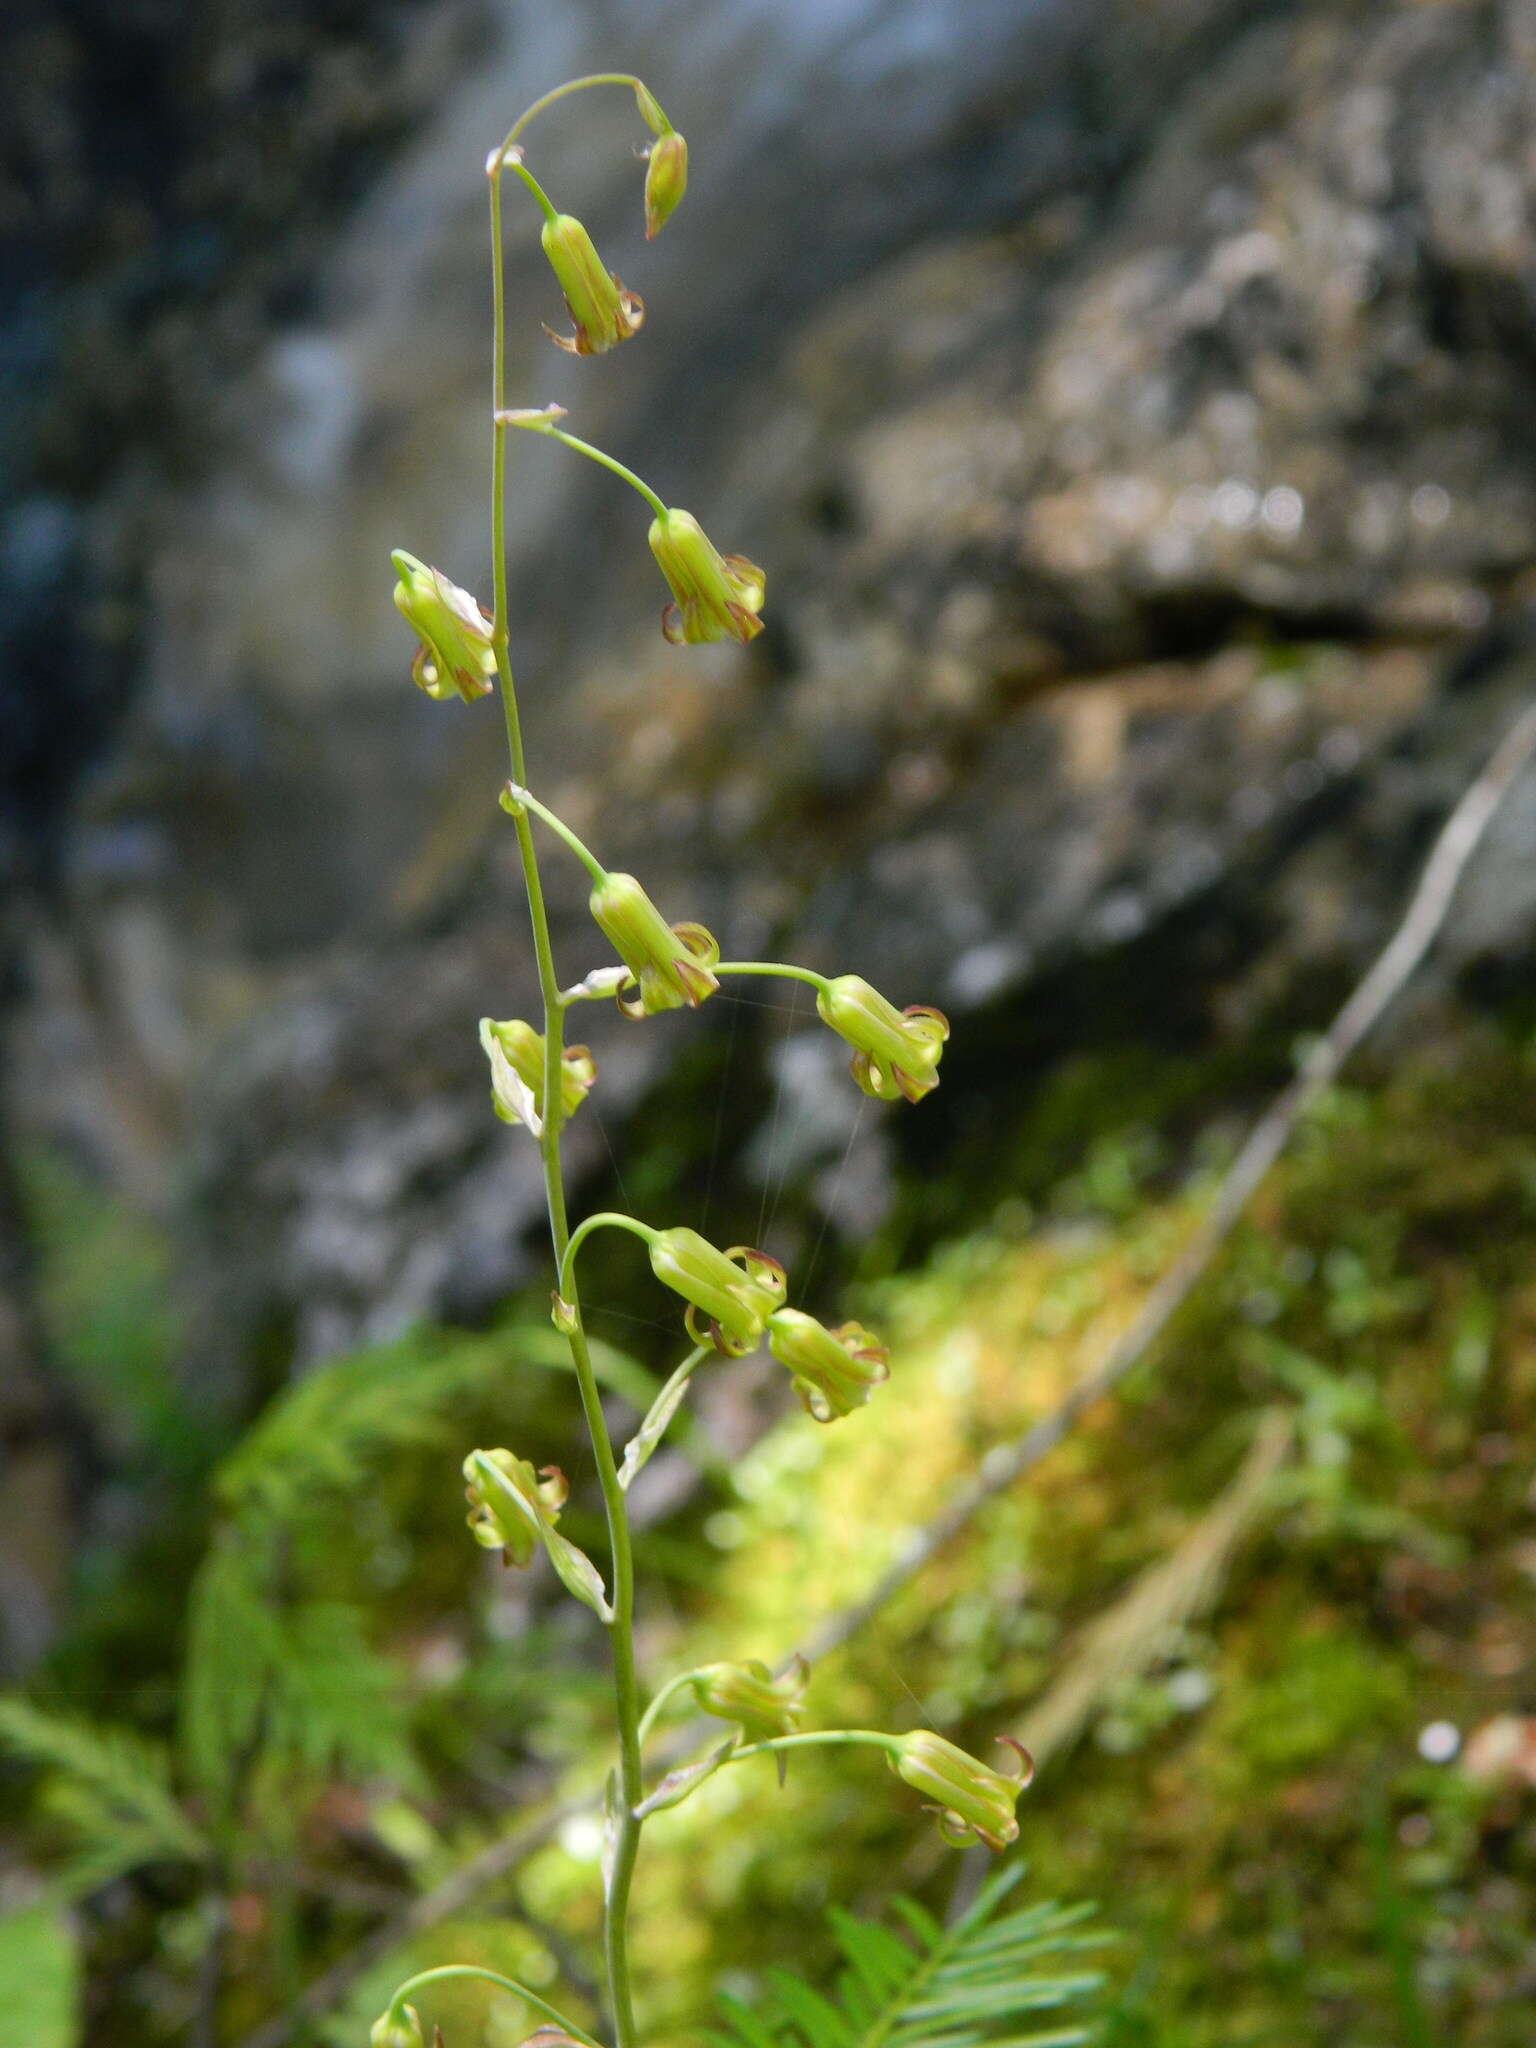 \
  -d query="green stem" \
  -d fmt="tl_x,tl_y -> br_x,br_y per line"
561,1211 -> 660,1299
636,1666 -> 710,1749
502,412 -> 670,519
499,73 -> 649,156
507,782 -> 610,883
715,961 -> 833,996
729,1730 -> 900,1766
489,152 -> 646,2048
507,155 -> 561,226
385,1966 -> 603,2048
